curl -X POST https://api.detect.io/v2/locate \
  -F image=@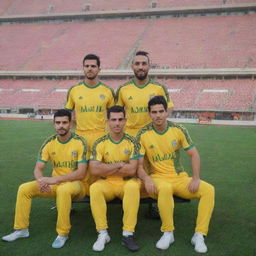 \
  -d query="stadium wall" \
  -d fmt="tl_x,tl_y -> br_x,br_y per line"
1,114 -> 255,126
